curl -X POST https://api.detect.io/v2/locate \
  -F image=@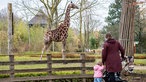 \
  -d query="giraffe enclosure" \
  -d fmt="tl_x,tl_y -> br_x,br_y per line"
0,0 -> 146,82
